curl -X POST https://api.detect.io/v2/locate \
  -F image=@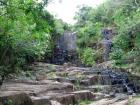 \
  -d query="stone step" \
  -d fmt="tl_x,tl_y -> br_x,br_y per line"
36,90 -> 95,105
